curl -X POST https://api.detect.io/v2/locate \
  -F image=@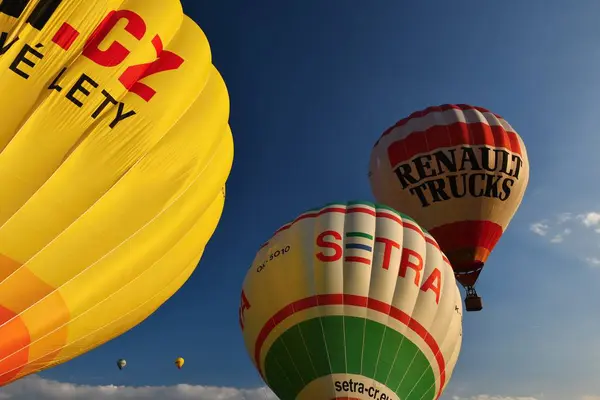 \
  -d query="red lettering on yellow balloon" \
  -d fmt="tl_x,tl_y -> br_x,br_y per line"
83,10 -> 146,67
118,34 -> 184,102
81,10 -> 185,102
420,268 -> 442,304
399,248 -> 423,285
315,230 -> 342,262
375,237 -> 400,270
238,290 -> 251,330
